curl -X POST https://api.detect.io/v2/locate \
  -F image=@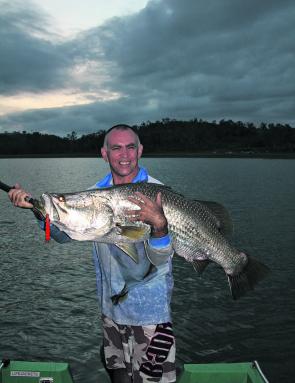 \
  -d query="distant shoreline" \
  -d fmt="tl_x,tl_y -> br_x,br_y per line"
1,152 -> 295,159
